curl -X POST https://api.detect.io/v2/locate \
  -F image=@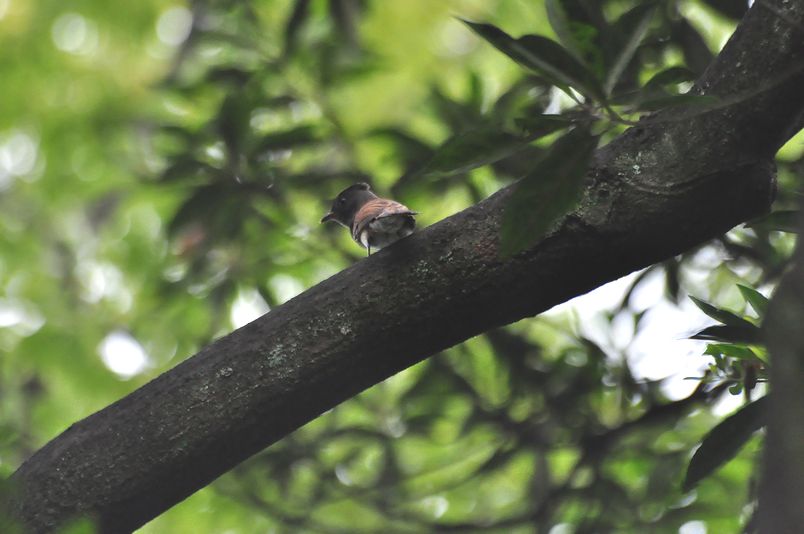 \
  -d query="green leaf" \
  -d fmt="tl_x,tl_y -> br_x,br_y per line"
460,20 -> 522,60
206,66 -> 253,86
545,0 -> 584,60
217,93 -> 252,158
673,17 -> 715,76
745,210 -> 801,233
544,0 -> 602,73
690,296 -> 756,329
419,128 -> 532,177
690,325 -> 762,344
517,34 -> 605,102
255,125 -> 319,152
283,0 -> 311,58
500,127 -> 598,256
604,3 -> 657,95
683,396 -> 769,491
513,114 -> 576,136
614,66 -> 697,109
644,66 -> 696,89
167,184 -> 242,238
461,20 -> 605,102
737,285 -> 769,318
703,343 -> 762,362
159,158 -> 225,183
368,128 -> 433,161
637,93 -> 718,112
